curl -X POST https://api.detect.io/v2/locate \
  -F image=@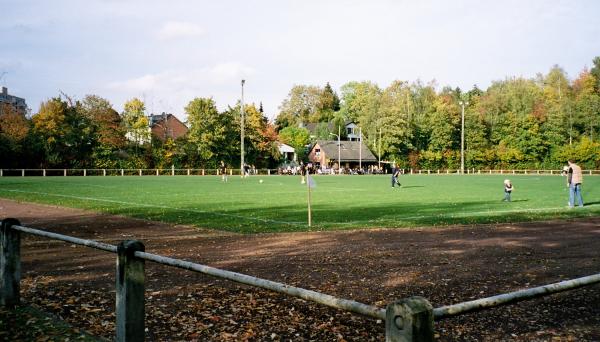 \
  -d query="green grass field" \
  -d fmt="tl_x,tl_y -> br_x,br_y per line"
0,174 -> 598,233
